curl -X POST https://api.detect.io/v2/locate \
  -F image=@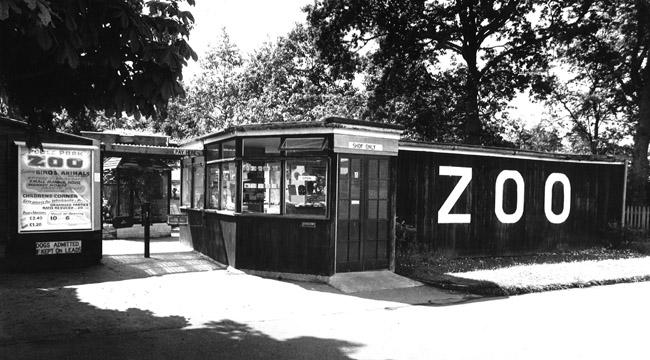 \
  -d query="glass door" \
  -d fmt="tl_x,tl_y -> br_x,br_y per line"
336,155 -> 390,272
